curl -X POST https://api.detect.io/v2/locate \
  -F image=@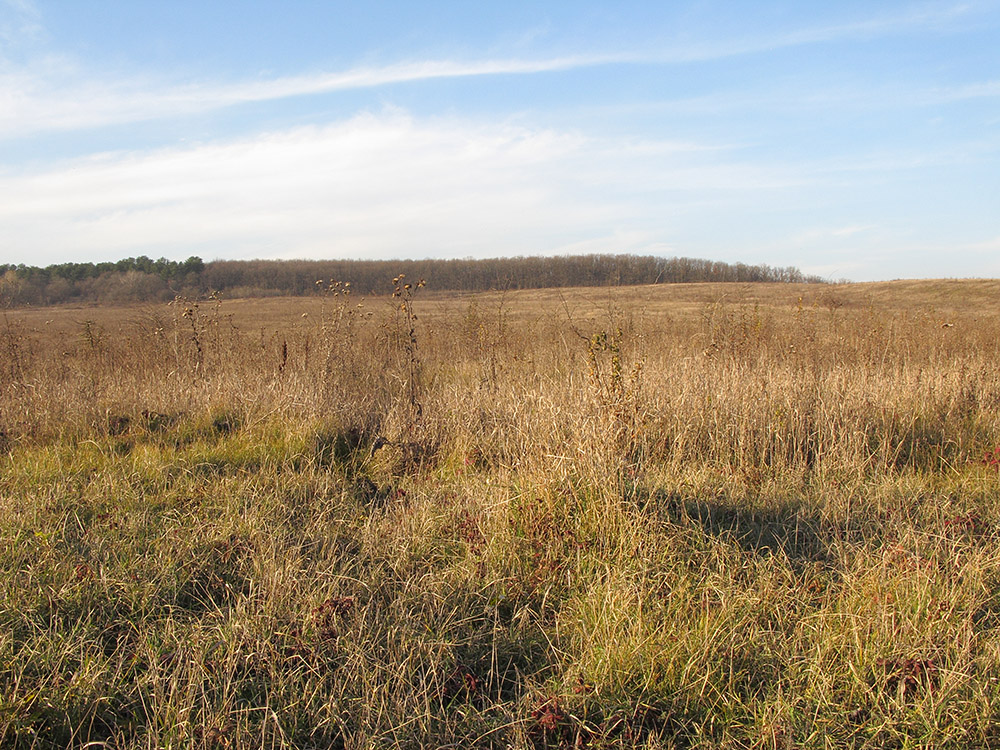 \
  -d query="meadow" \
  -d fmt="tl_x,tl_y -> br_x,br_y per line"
2,278 -> 1000,748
